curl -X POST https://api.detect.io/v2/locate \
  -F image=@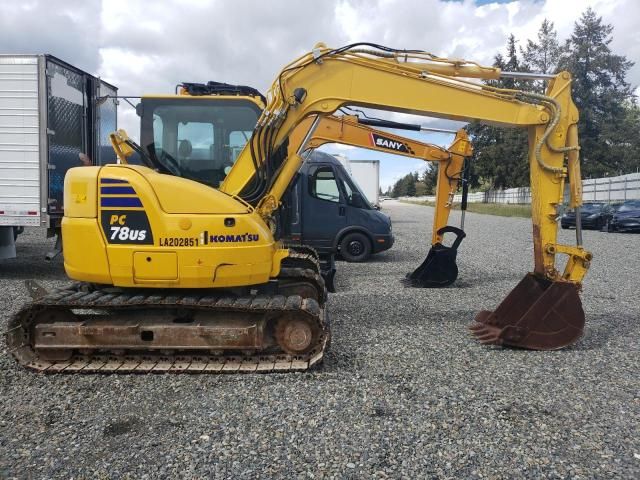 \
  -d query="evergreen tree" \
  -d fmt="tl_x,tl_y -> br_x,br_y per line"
390,172 -> 423,197
559,8 -> 636,177
502,34 -> 520,89
466,36 -> 529,189
405,172 -> 417,196
415,181 -> 428,196
421,166 -> 438,195
520,19 -> 561,92
521,19 -> 560,74
604,100 -> 640,174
